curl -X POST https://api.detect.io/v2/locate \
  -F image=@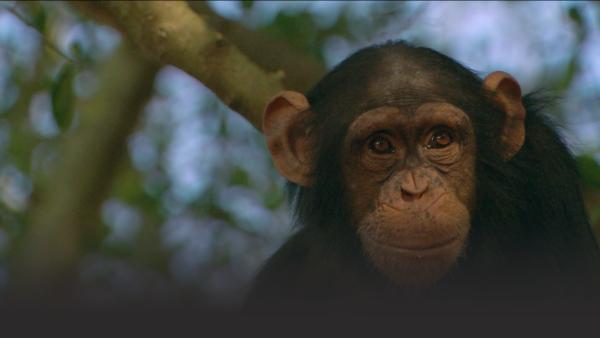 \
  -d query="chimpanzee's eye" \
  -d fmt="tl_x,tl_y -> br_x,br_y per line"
368,135 -> 395,154
427,129 -> 454,149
